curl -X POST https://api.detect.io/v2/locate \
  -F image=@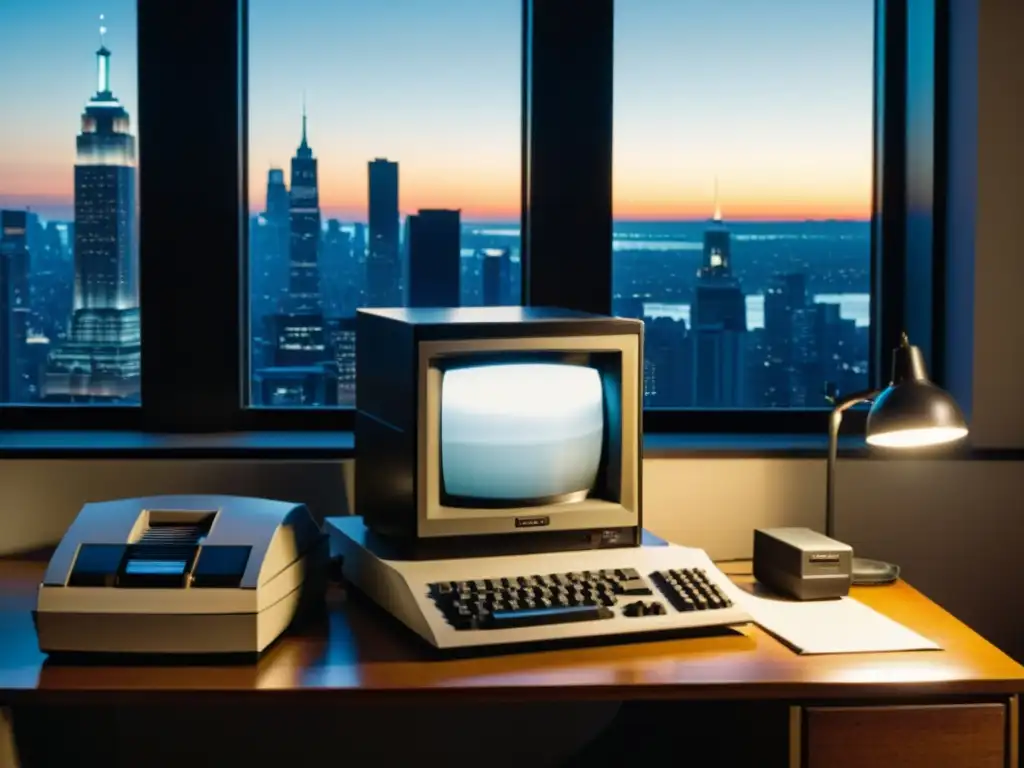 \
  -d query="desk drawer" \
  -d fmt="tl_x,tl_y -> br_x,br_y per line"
798,703 -> 1008,768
